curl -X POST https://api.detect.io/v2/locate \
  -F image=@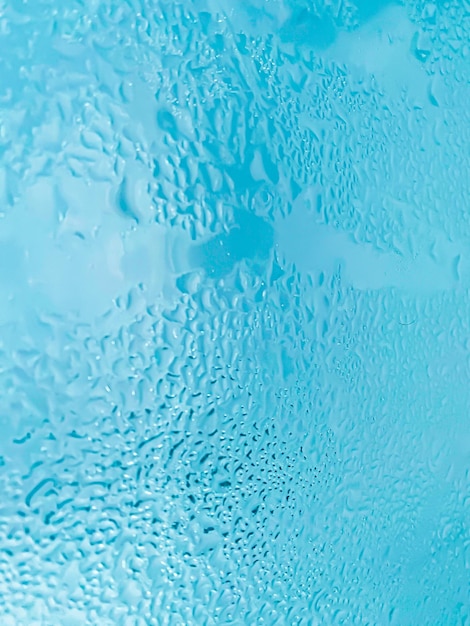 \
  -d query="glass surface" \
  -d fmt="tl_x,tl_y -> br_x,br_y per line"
0,1 -> 469,624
